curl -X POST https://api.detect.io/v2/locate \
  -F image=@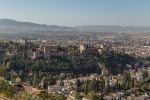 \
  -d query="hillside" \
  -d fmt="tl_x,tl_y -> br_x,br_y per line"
0,19 -> 76,32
